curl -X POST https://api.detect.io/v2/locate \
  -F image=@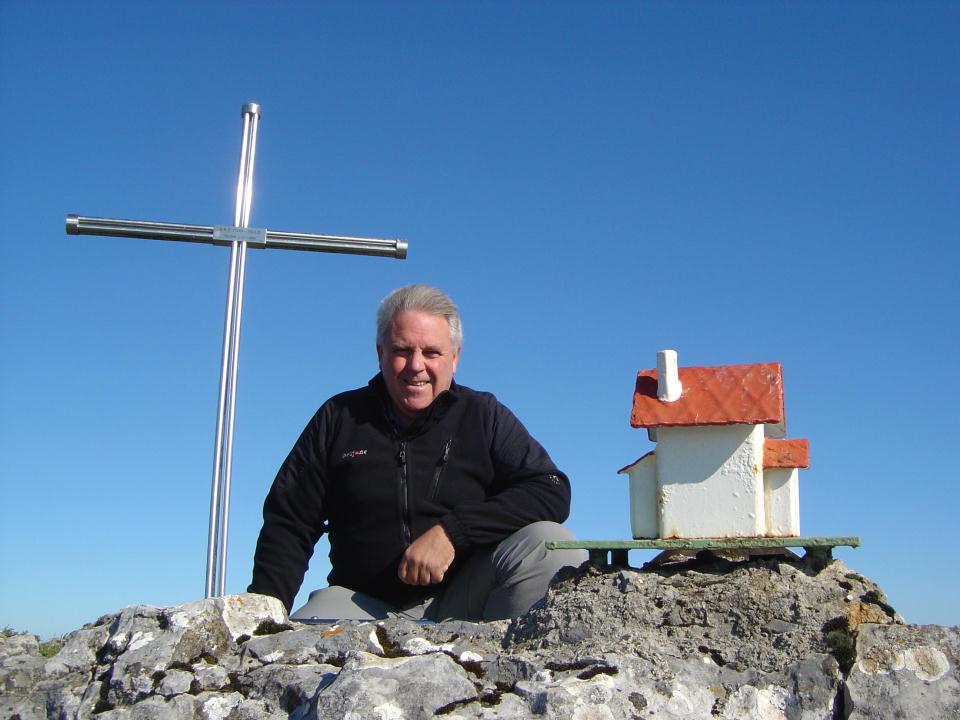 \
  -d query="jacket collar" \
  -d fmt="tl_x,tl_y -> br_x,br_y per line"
369,373 -> 460,436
